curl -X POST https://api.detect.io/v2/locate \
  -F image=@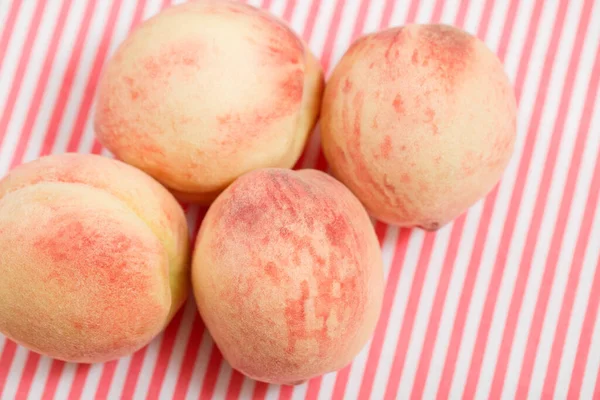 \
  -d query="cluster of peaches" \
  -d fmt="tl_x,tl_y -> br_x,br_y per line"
0,1 -> 516,385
